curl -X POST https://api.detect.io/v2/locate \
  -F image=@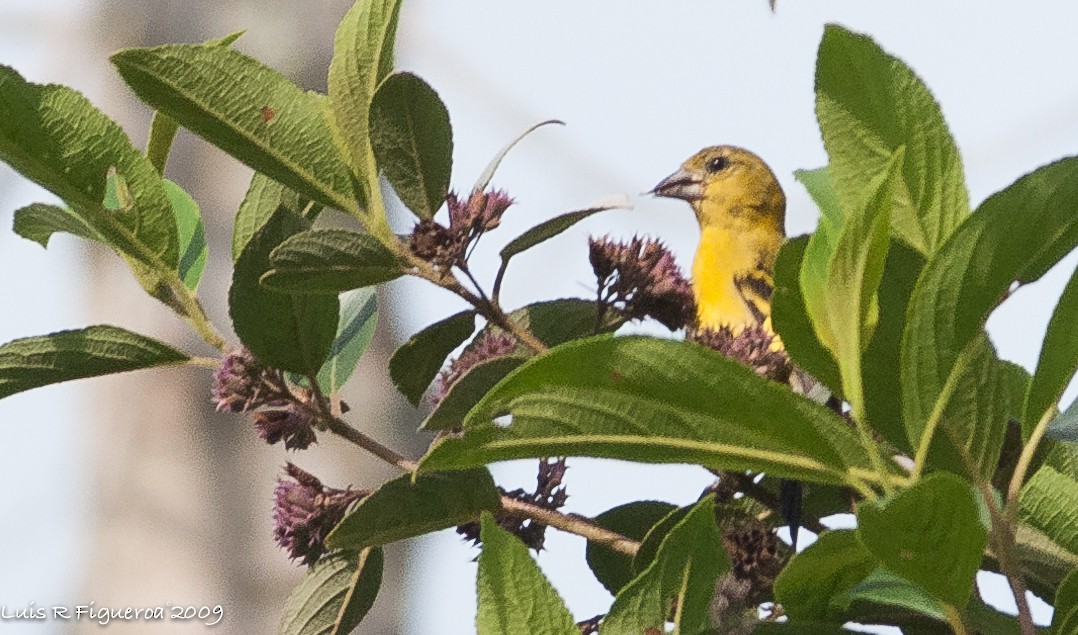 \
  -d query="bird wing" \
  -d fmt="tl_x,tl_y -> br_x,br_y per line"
733,264 -> 774,327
